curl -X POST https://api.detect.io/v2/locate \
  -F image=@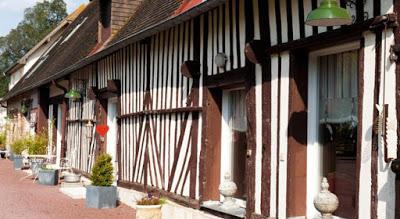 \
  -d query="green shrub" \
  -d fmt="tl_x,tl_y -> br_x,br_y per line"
90,153 -> 114,187
10,131 -> 48,155
0,132 -> 6,151
10,138 -> 29,155
28,131 -> 48,155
